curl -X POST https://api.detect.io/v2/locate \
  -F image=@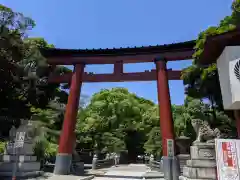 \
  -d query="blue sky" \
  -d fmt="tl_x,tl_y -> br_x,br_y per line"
2,0 -> 232,104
